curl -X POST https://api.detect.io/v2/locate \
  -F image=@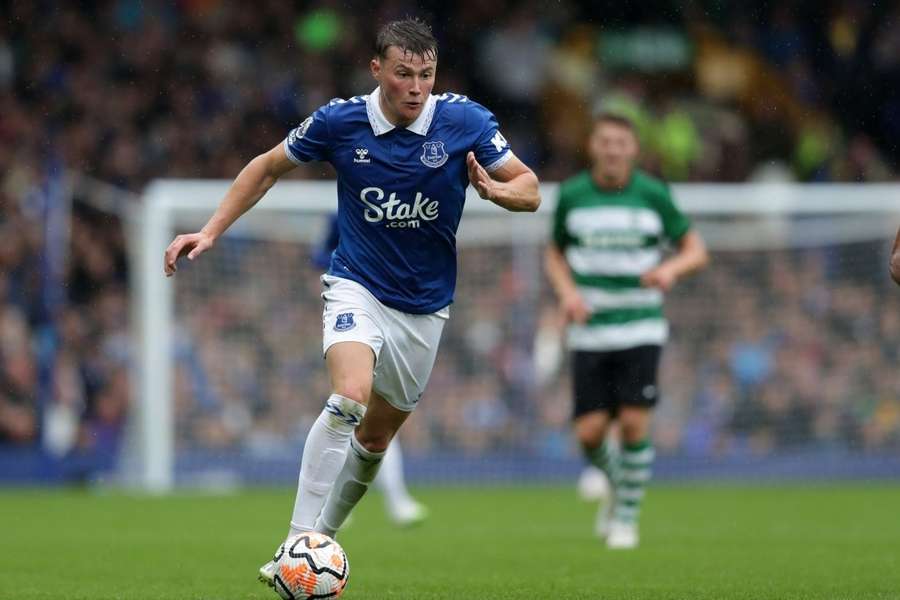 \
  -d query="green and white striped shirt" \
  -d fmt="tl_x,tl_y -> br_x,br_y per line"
552,169 -> 690,351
